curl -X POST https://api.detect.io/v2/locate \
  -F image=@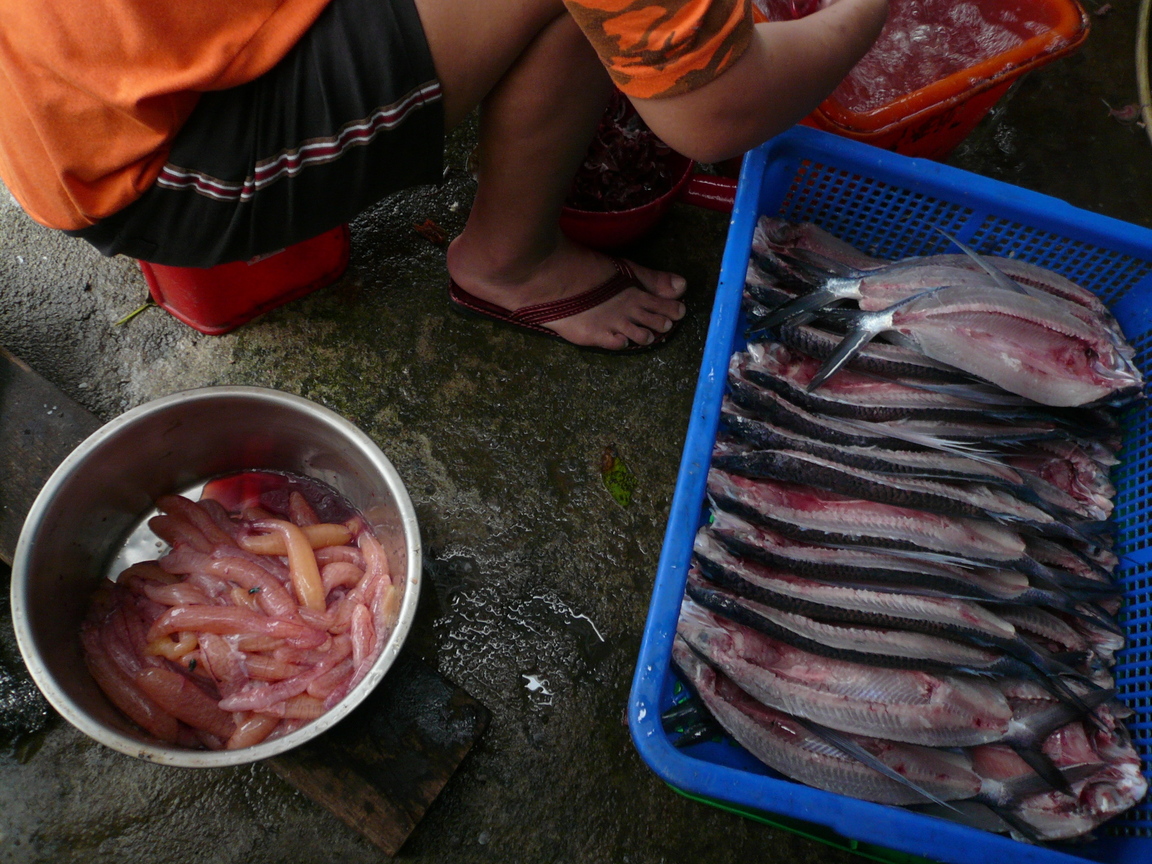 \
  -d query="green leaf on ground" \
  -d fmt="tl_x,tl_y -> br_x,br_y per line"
600,446 -> 637,508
